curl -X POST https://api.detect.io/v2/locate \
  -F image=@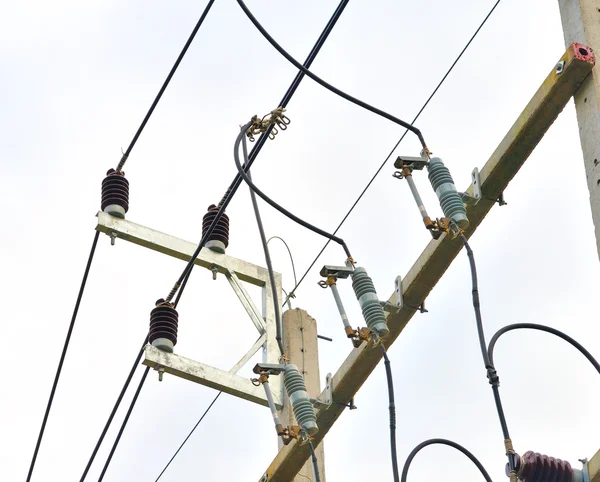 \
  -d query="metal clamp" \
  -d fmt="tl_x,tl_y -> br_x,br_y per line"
392,275 -> 428,313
